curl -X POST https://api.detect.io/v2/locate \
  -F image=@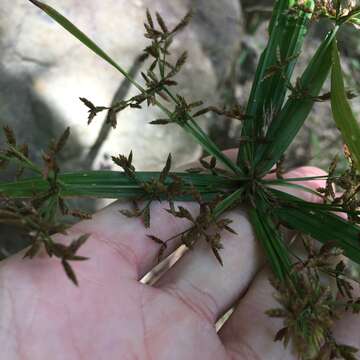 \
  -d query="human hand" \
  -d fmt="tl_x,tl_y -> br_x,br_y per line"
0,159 -> 359,359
